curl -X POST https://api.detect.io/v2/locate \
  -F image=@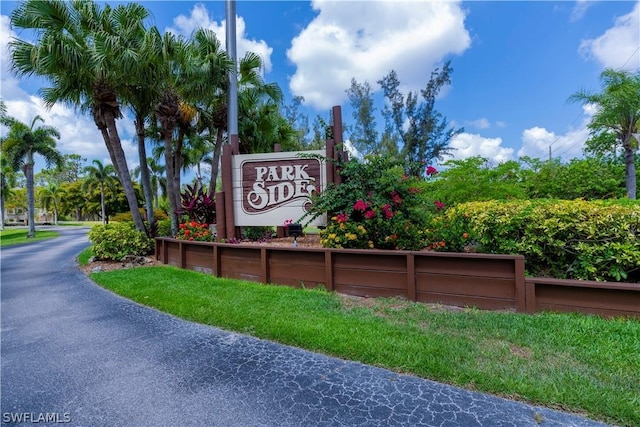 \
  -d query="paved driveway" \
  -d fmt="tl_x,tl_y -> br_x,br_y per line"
1,227 -> 610,426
